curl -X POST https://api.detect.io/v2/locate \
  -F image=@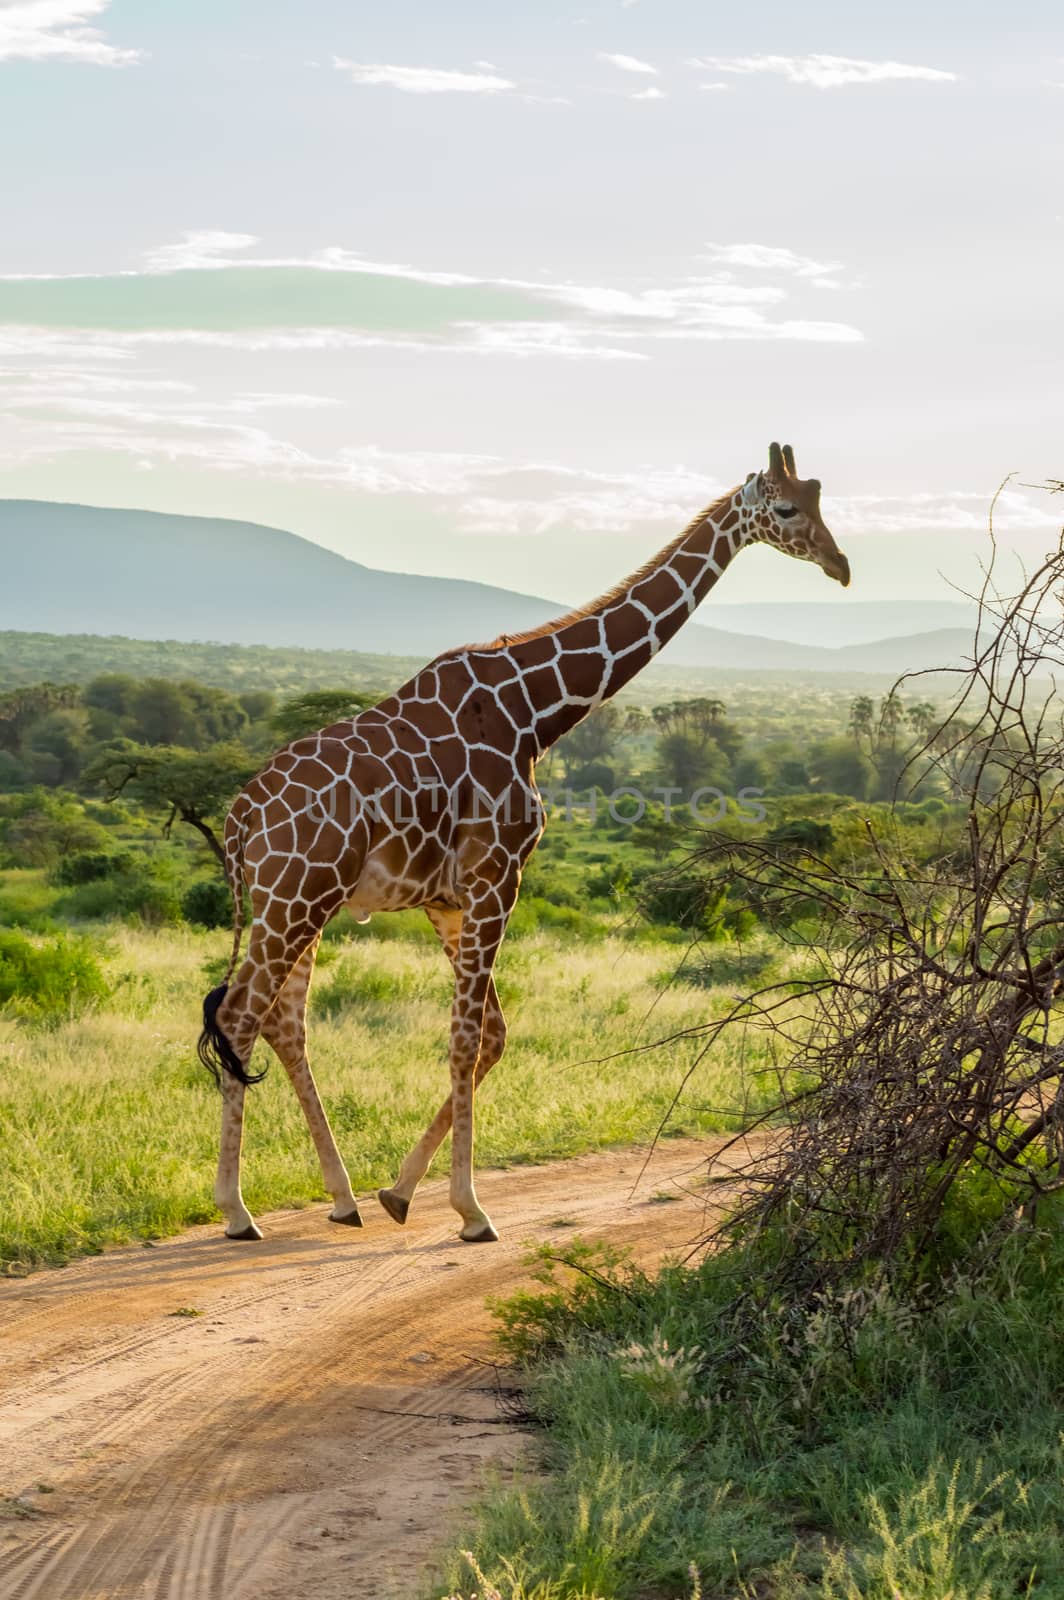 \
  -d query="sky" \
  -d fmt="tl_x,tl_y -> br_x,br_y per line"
0,0 -> 1061,617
